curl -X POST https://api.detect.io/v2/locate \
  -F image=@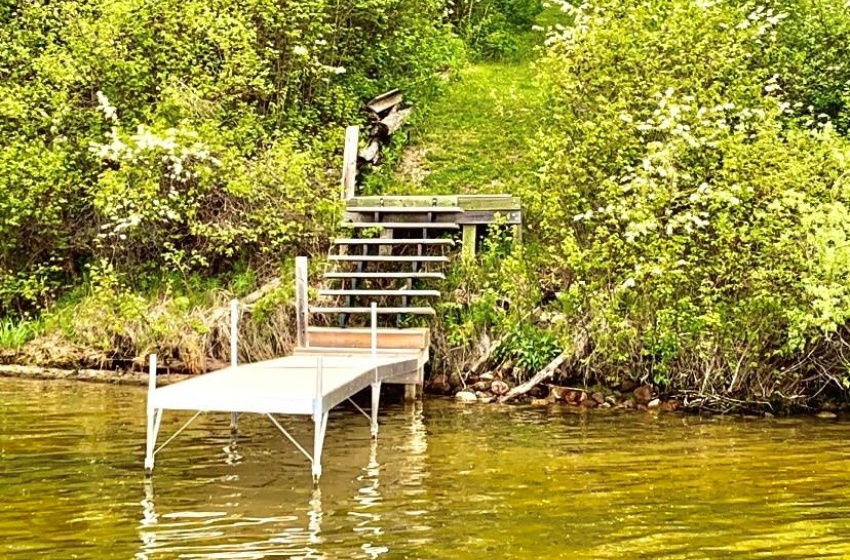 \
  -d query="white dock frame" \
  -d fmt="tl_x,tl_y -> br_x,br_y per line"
145,285 -> 423,482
